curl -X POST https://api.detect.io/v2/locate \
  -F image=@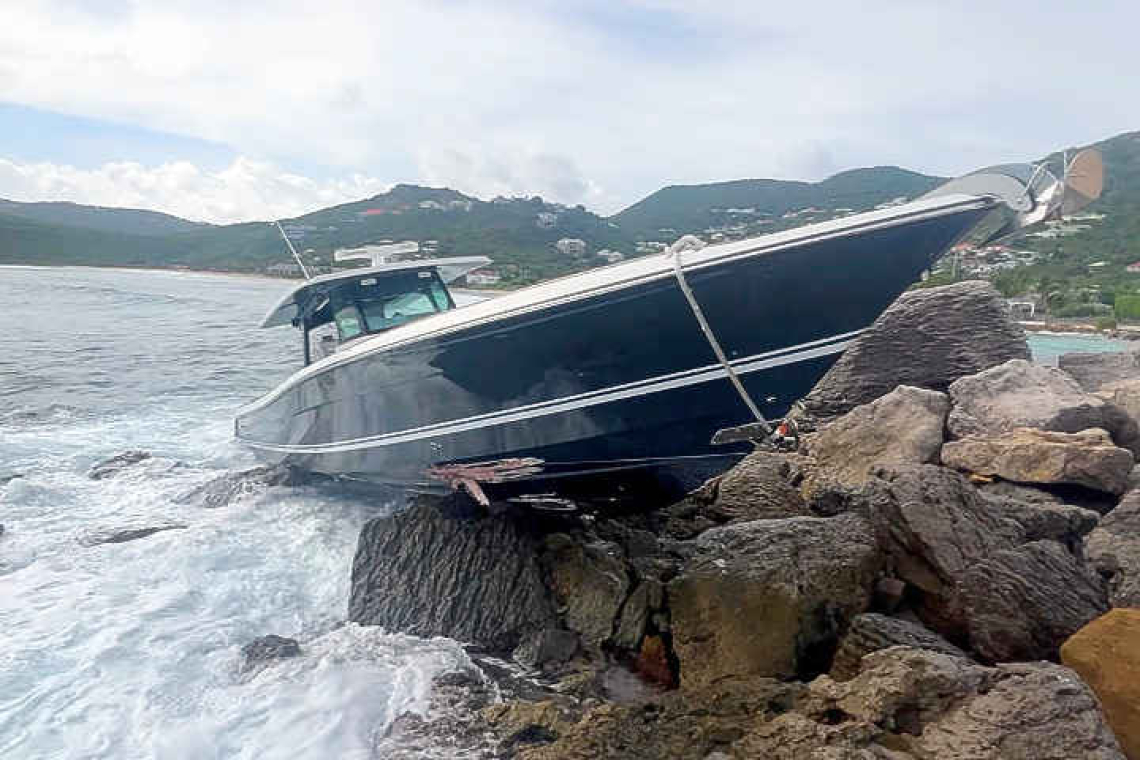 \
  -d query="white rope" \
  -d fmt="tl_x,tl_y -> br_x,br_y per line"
667,236 -> 771,434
